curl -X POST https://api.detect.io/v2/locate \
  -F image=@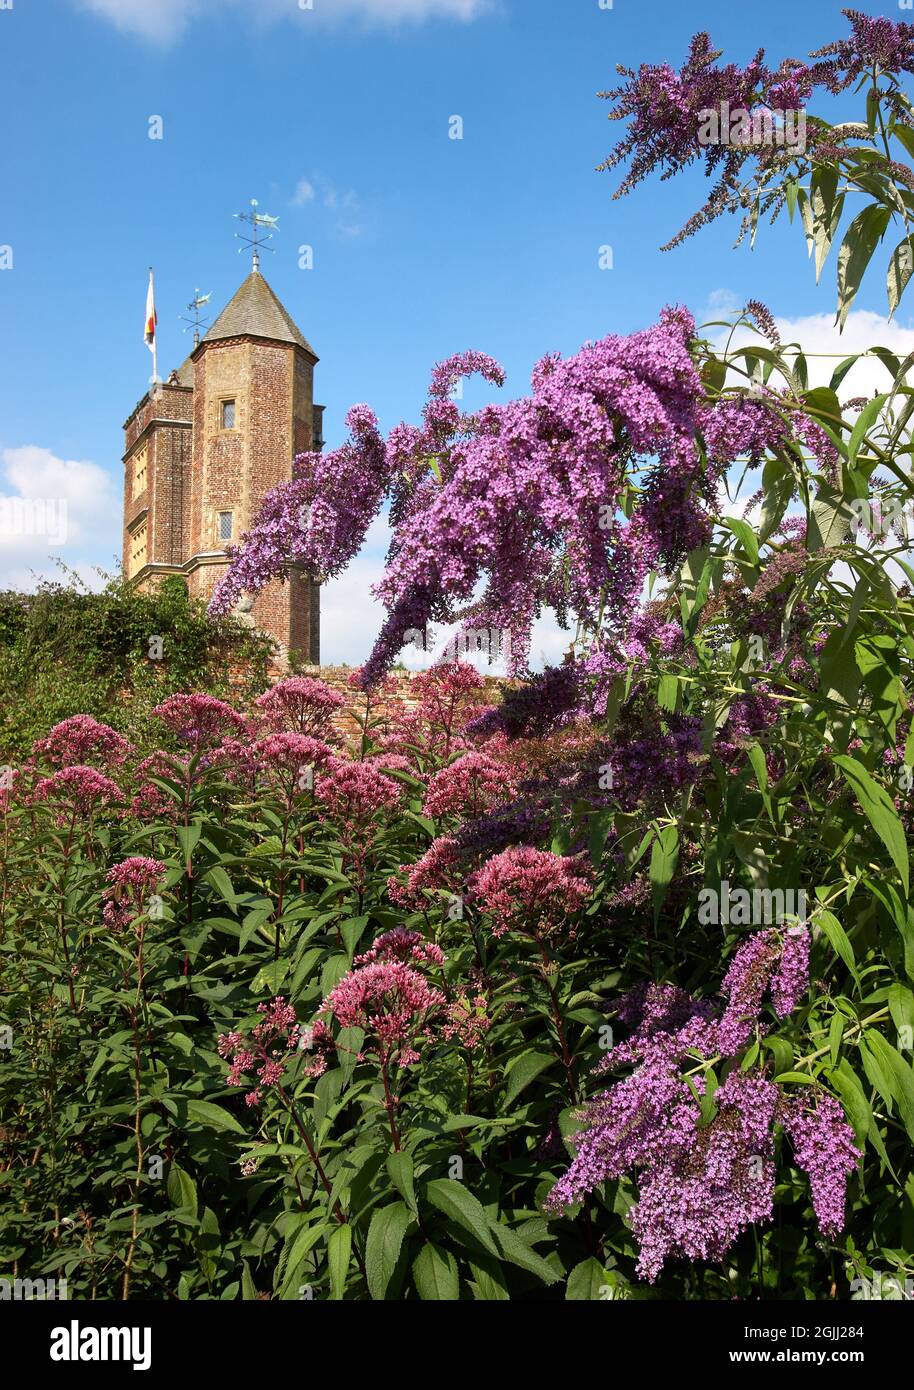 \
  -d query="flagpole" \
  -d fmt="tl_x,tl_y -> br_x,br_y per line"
150,267 -> 159,386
